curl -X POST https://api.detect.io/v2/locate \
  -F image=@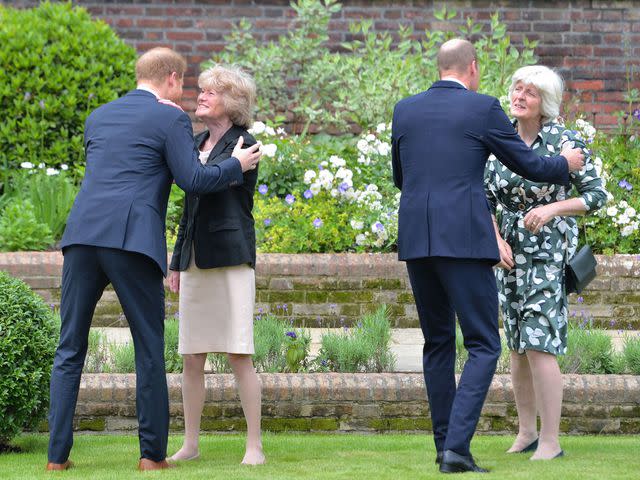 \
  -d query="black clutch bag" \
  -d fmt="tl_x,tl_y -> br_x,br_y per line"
565,244 -> 597,294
